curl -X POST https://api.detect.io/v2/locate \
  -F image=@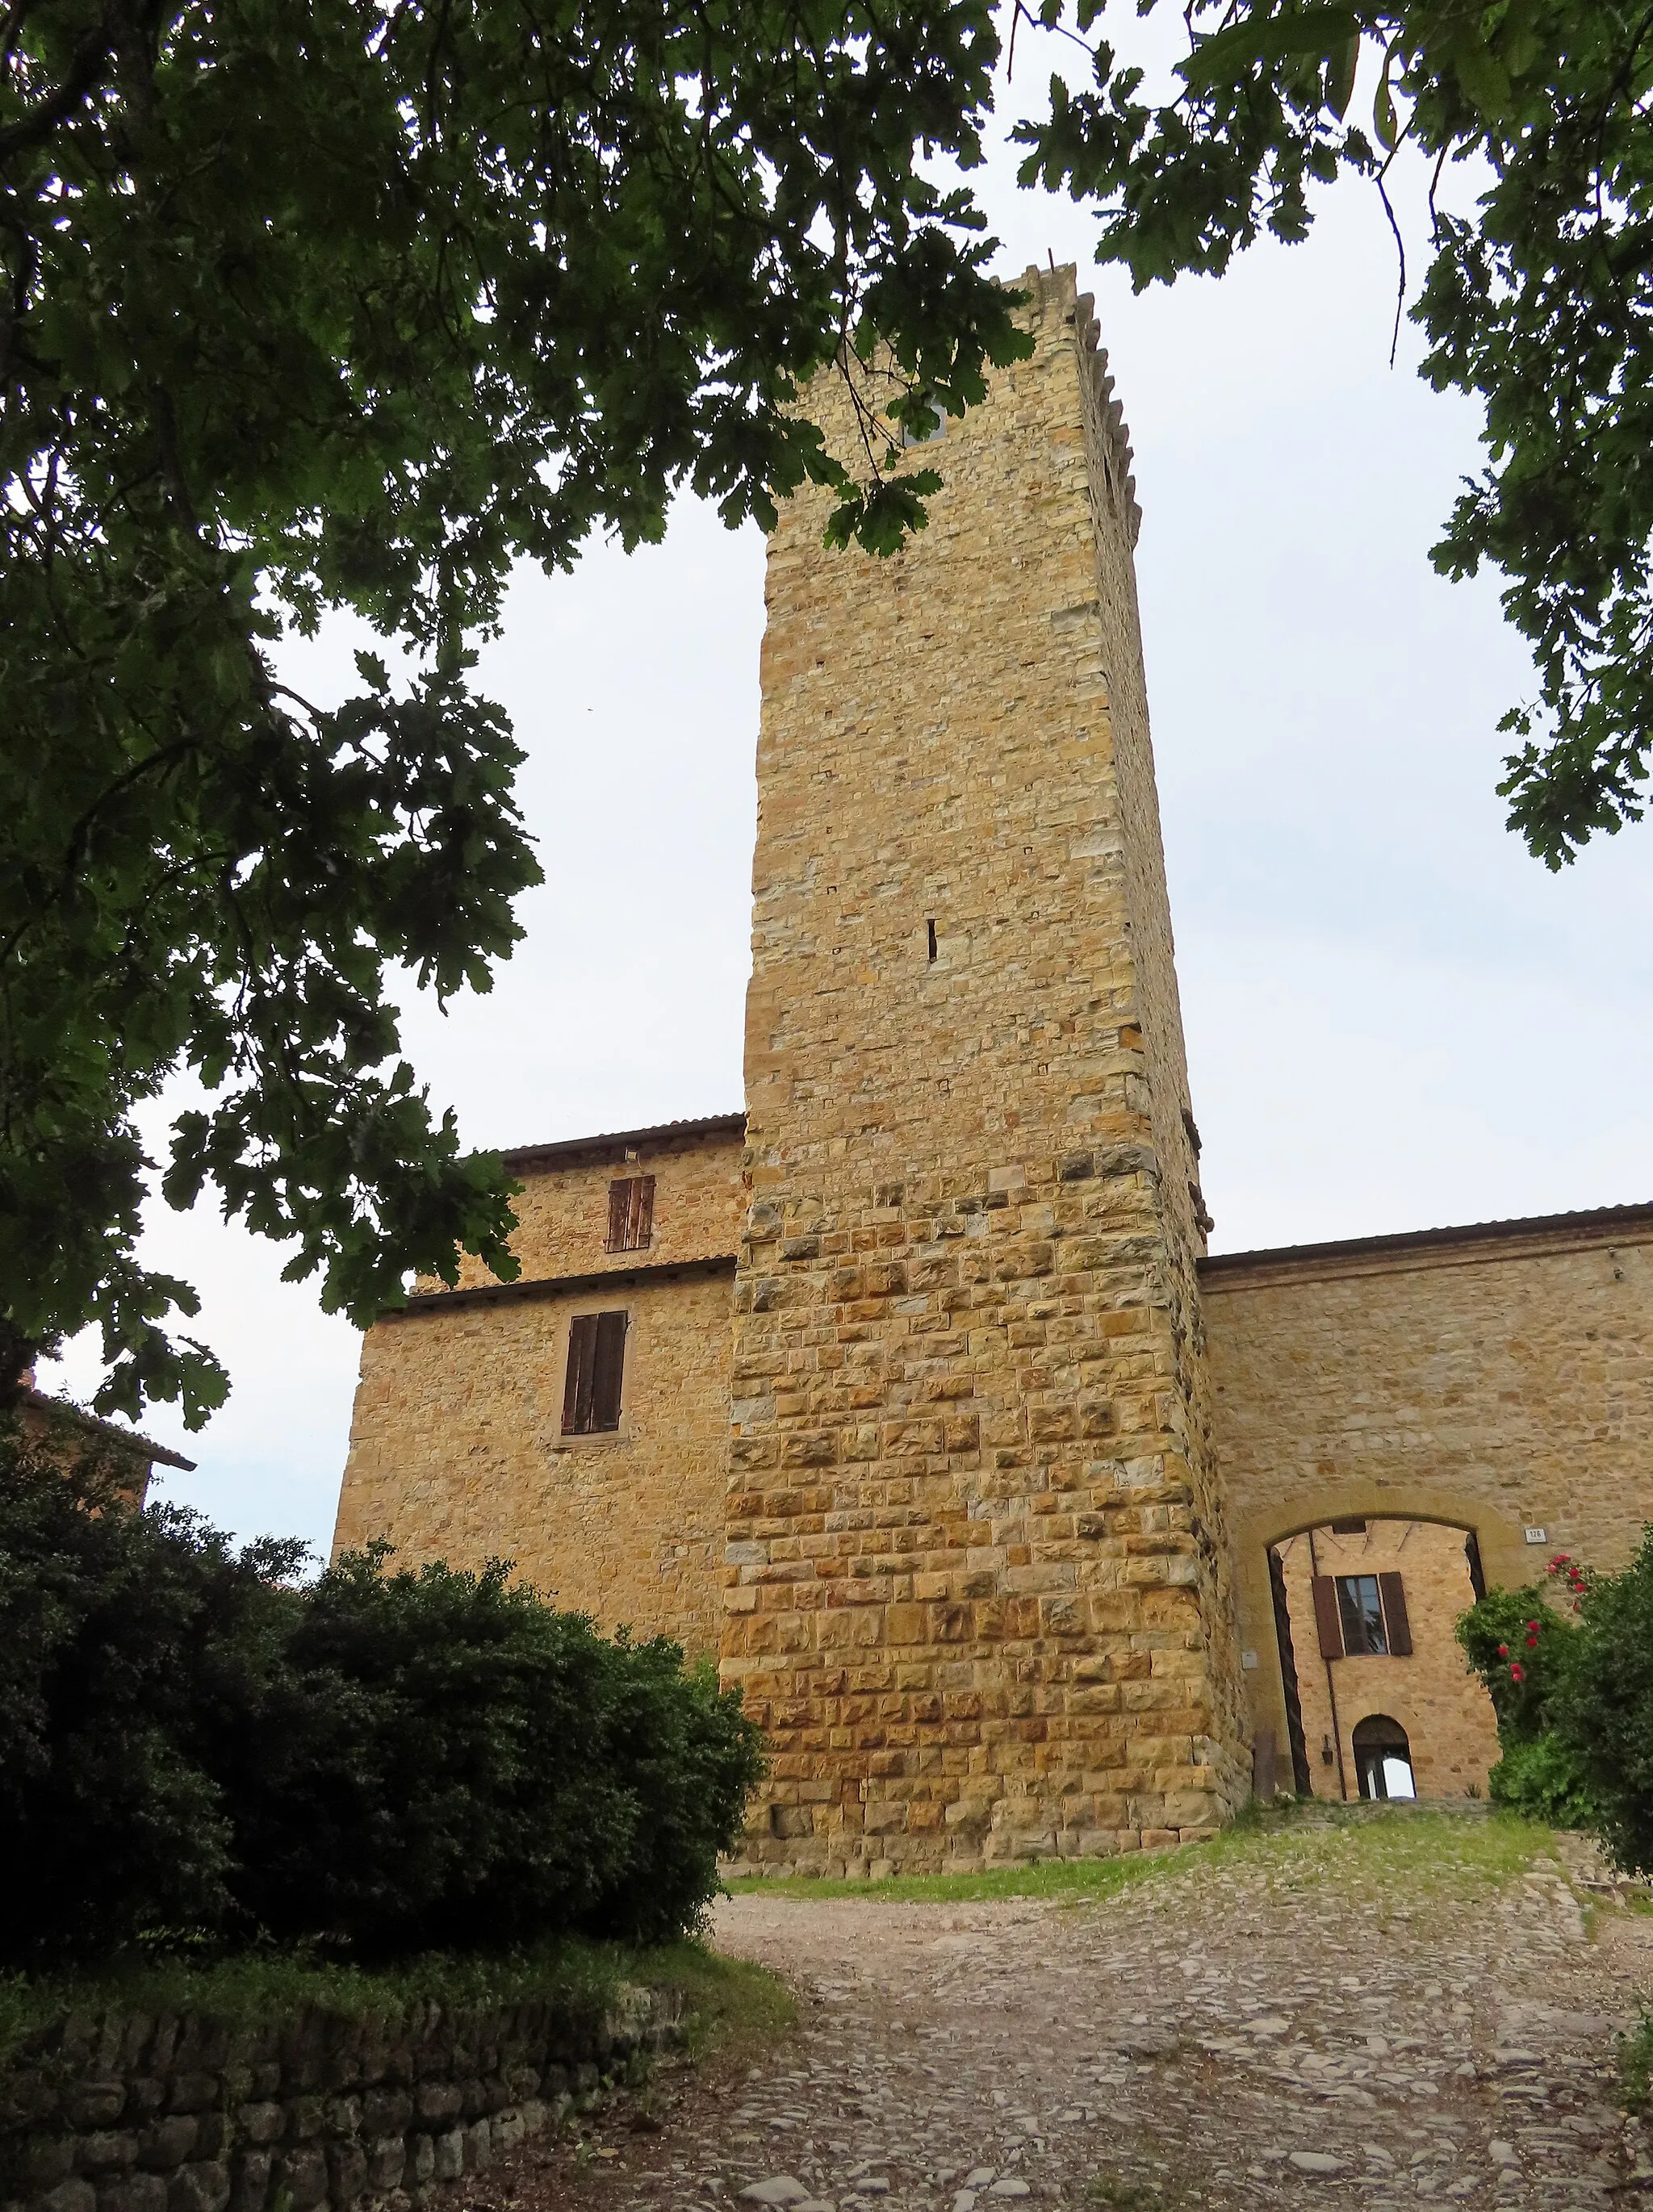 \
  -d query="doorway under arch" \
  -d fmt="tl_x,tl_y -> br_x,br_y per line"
1352,1713 -> 1417,1801
1260,1516 -> 1502,1802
